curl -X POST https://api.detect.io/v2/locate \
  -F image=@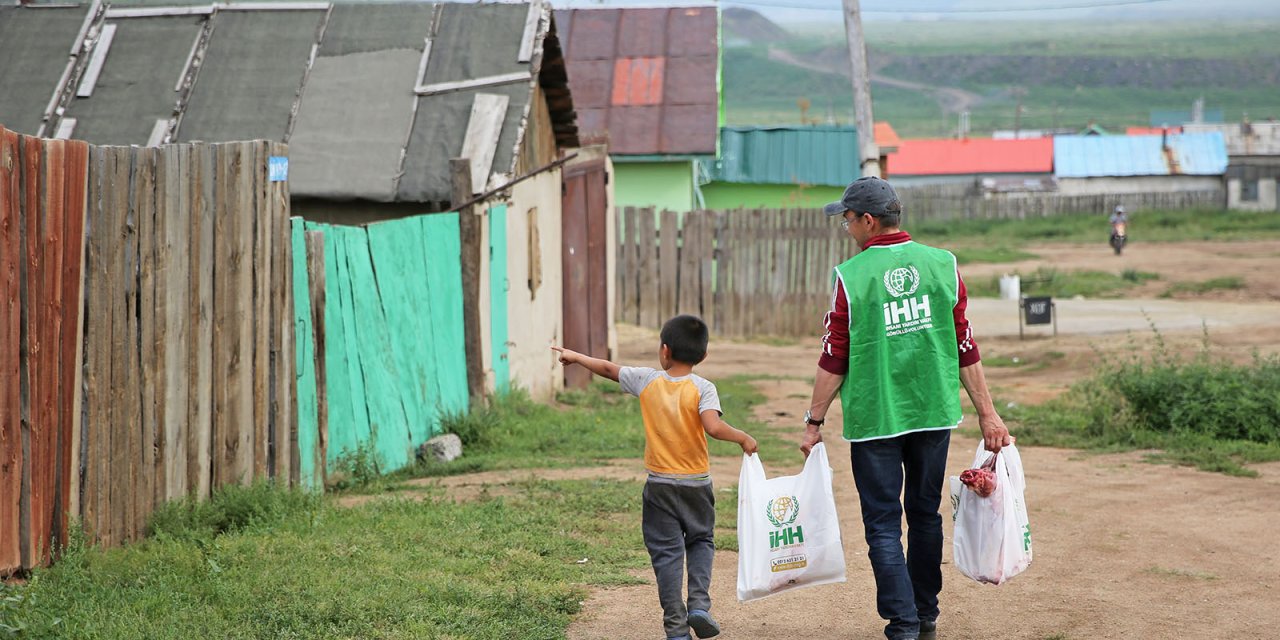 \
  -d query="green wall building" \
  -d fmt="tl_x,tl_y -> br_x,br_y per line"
702,125 -> 862,210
